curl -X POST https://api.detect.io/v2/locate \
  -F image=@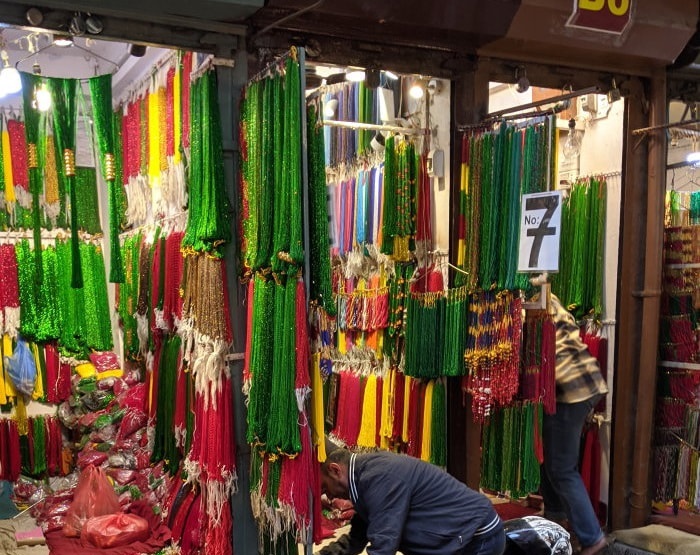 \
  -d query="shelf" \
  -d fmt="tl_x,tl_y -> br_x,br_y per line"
665,263 -> 700,269
659,360 -> 700,371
